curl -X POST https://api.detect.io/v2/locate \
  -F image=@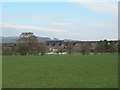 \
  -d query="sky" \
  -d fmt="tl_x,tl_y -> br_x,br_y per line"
0,0 -> 119,41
